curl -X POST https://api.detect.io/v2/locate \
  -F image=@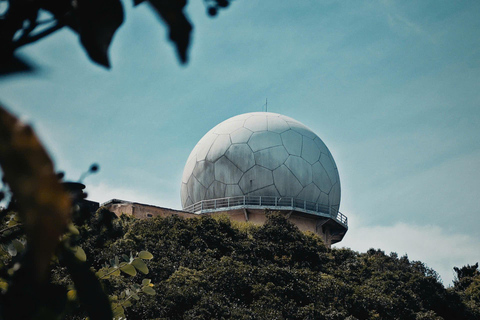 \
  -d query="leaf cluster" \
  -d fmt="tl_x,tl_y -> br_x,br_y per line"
452,263 -> 480,318
48,206 -> 155,320
0,0 -> 234,71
